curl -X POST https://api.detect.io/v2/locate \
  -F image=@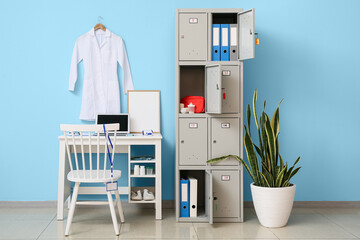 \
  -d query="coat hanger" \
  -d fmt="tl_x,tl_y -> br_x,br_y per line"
94,16 -> 106,31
